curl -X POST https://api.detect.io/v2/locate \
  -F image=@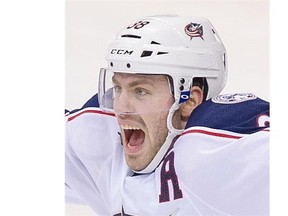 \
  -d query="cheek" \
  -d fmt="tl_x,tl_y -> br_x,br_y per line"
155,95 -> 174,111
145,112 -> 169,146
